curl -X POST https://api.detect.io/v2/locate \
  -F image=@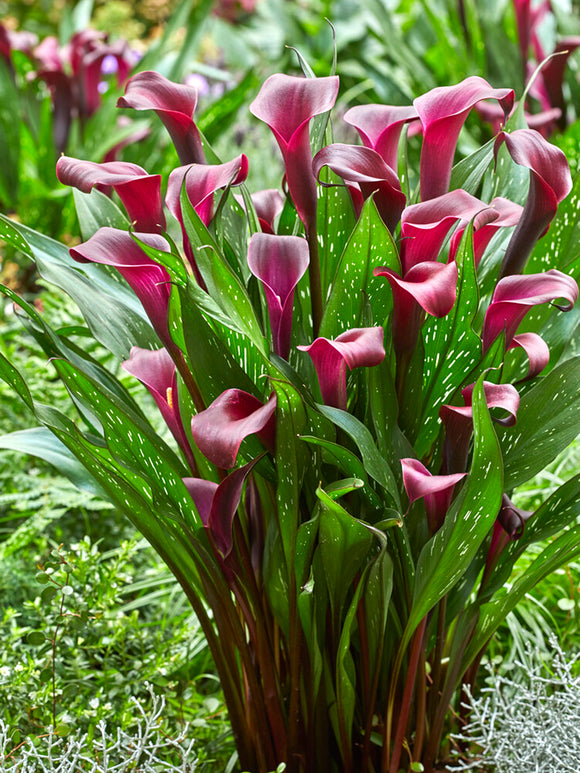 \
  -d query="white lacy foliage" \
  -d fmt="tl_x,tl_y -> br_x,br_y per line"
450,640 -> 580,773
0,688 -> 196,772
